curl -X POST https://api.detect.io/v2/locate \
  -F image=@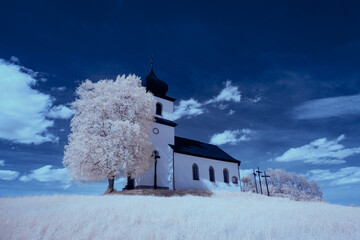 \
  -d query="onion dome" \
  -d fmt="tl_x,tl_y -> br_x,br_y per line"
145,66 -> 168,98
